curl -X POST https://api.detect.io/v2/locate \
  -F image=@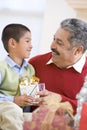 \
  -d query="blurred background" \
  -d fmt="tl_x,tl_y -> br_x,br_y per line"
0,0 -> 86,60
